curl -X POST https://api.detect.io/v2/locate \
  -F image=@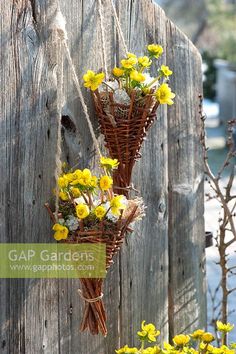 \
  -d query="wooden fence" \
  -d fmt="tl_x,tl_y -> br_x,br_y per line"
0,0 -> 205,353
